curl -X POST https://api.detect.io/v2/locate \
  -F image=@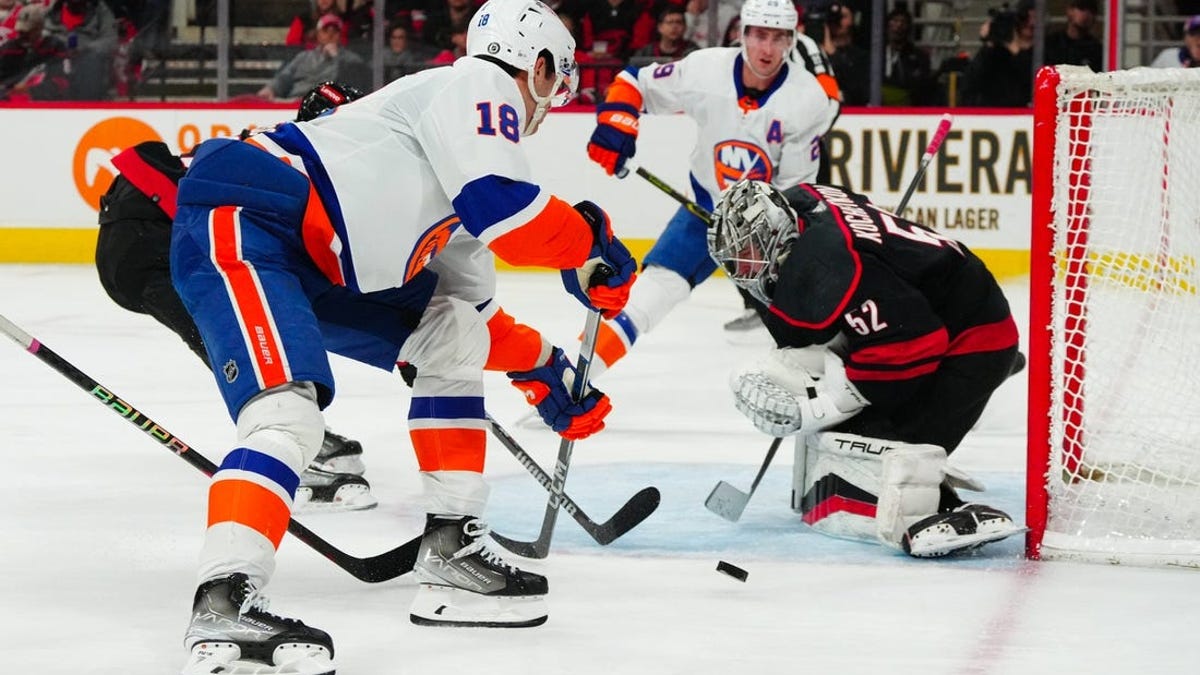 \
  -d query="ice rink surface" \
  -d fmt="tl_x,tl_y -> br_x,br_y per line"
3,265 -> 1200,674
